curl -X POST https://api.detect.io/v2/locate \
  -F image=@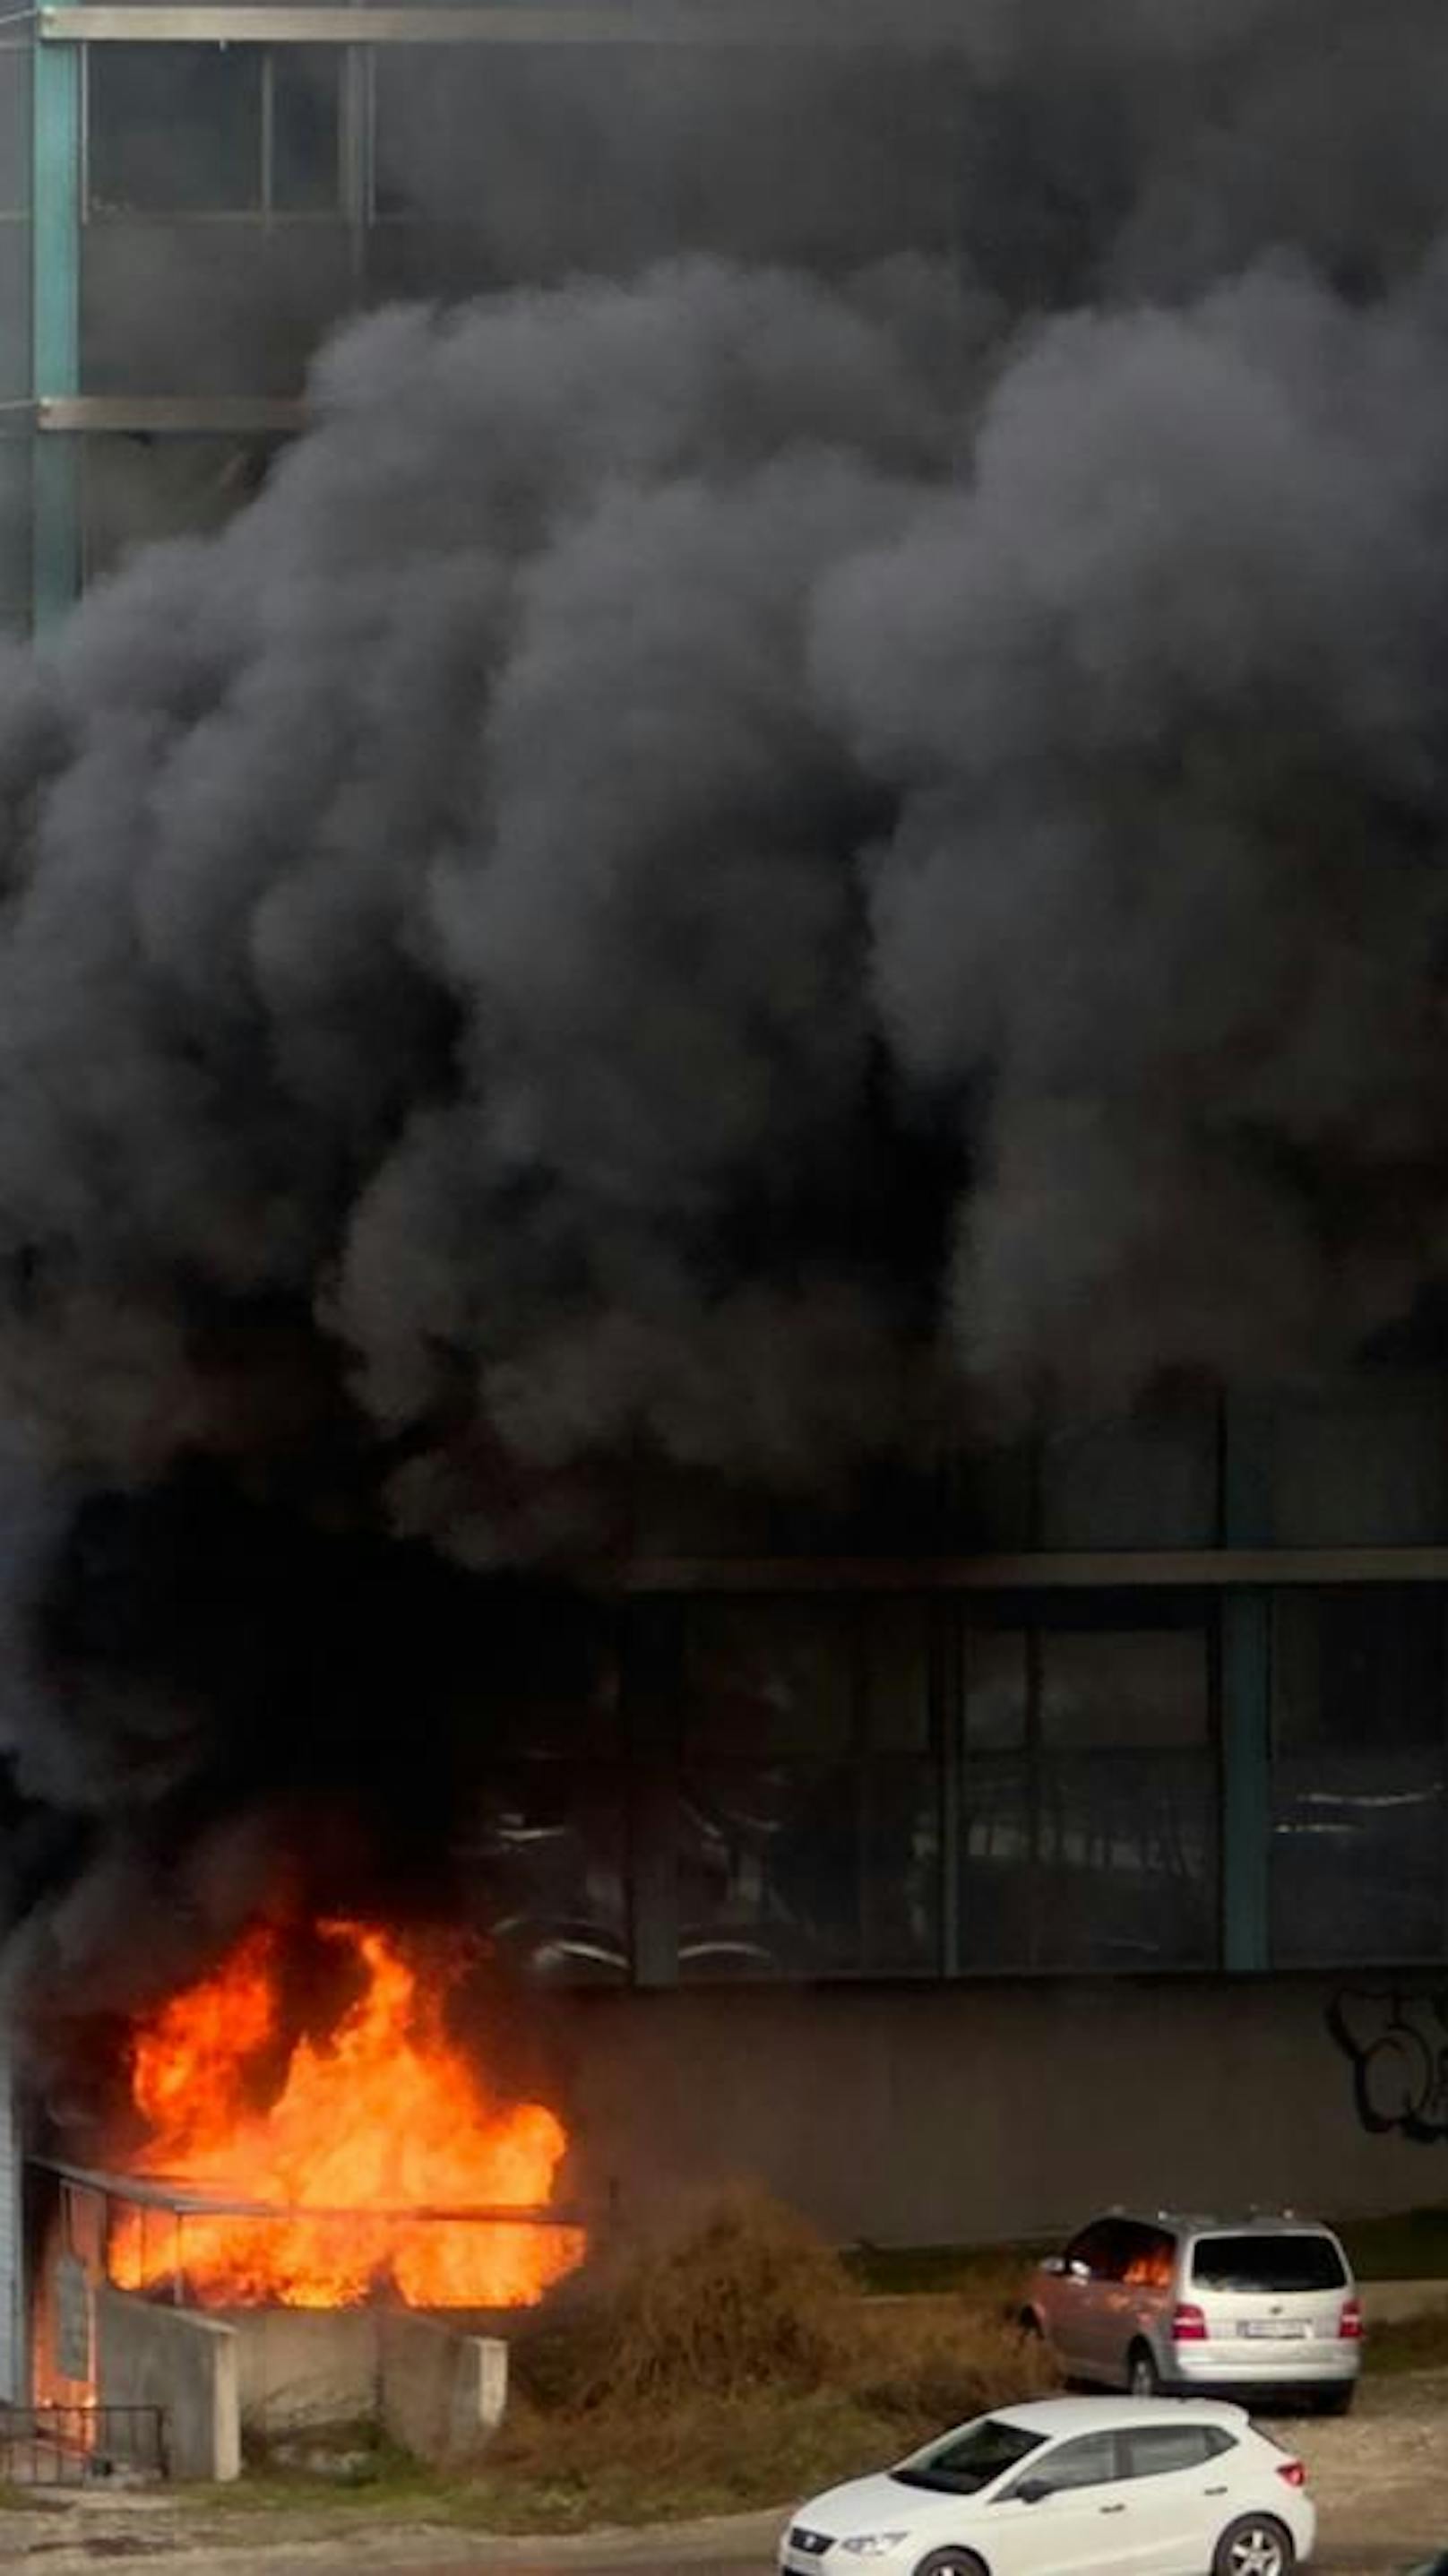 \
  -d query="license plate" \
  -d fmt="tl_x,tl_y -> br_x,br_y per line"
1238,2320 -> 1310,2338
